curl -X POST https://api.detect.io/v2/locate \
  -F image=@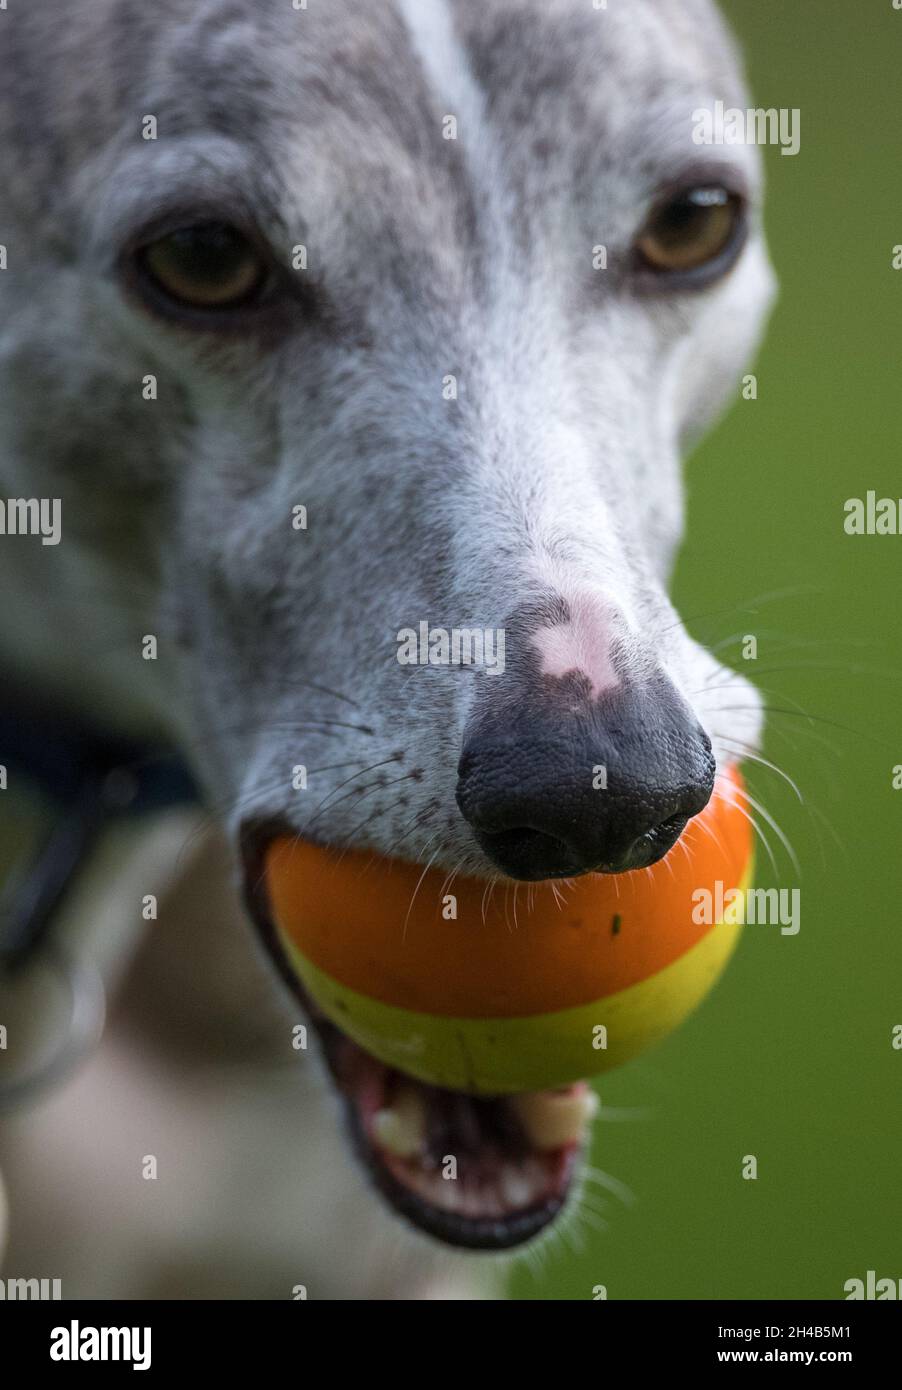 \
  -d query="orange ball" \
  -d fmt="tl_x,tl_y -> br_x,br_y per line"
265,766 -> 751,1094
